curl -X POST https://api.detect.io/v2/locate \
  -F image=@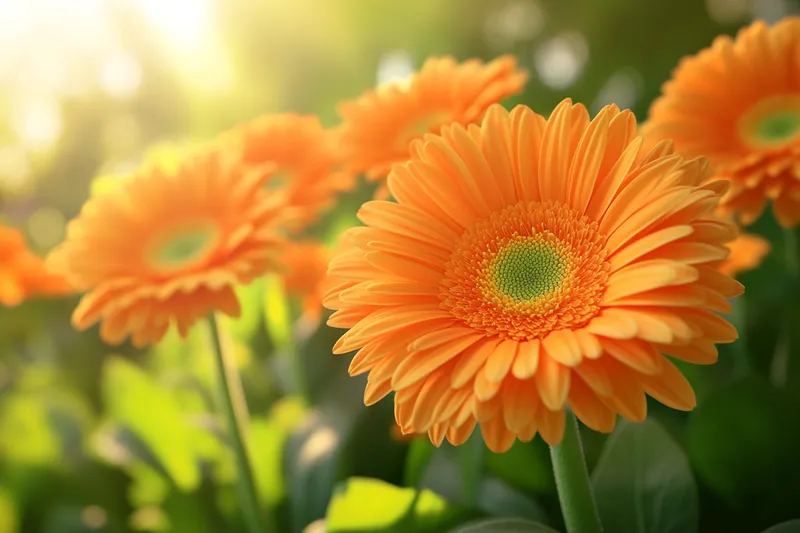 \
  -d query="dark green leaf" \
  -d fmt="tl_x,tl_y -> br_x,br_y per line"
686,377 -> 800,526
447,518 -> 562,533
591,419 -> 698,533
326,477 -> 470,533
762,520 -> 800,533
